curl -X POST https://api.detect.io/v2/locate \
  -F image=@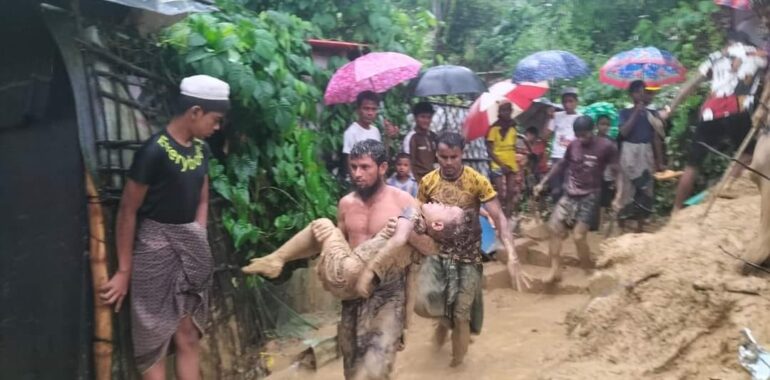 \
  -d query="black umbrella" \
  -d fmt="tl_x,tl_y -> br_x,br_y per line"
515,97 -> 562,132
410,65 -> 487,97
